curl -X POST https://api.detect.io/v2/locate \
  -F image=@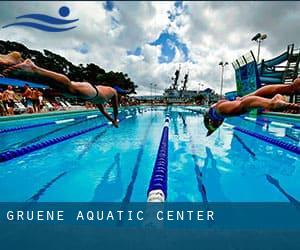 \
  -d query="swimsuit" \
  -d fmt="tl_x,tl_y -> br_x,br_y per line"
113,85 -> 130,94
85,84 -> 129,101
208,107 -> 225,122
84,83 -> 100,101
